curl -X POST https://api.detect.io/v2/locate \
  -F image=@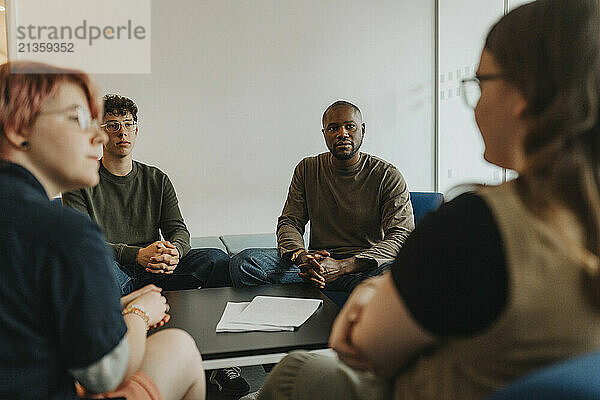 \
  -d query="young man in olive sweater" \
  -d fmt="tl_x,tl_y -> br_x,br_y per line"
63,95 -> 231,295
230,100 -> 415,291
63,94 -> 251,397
